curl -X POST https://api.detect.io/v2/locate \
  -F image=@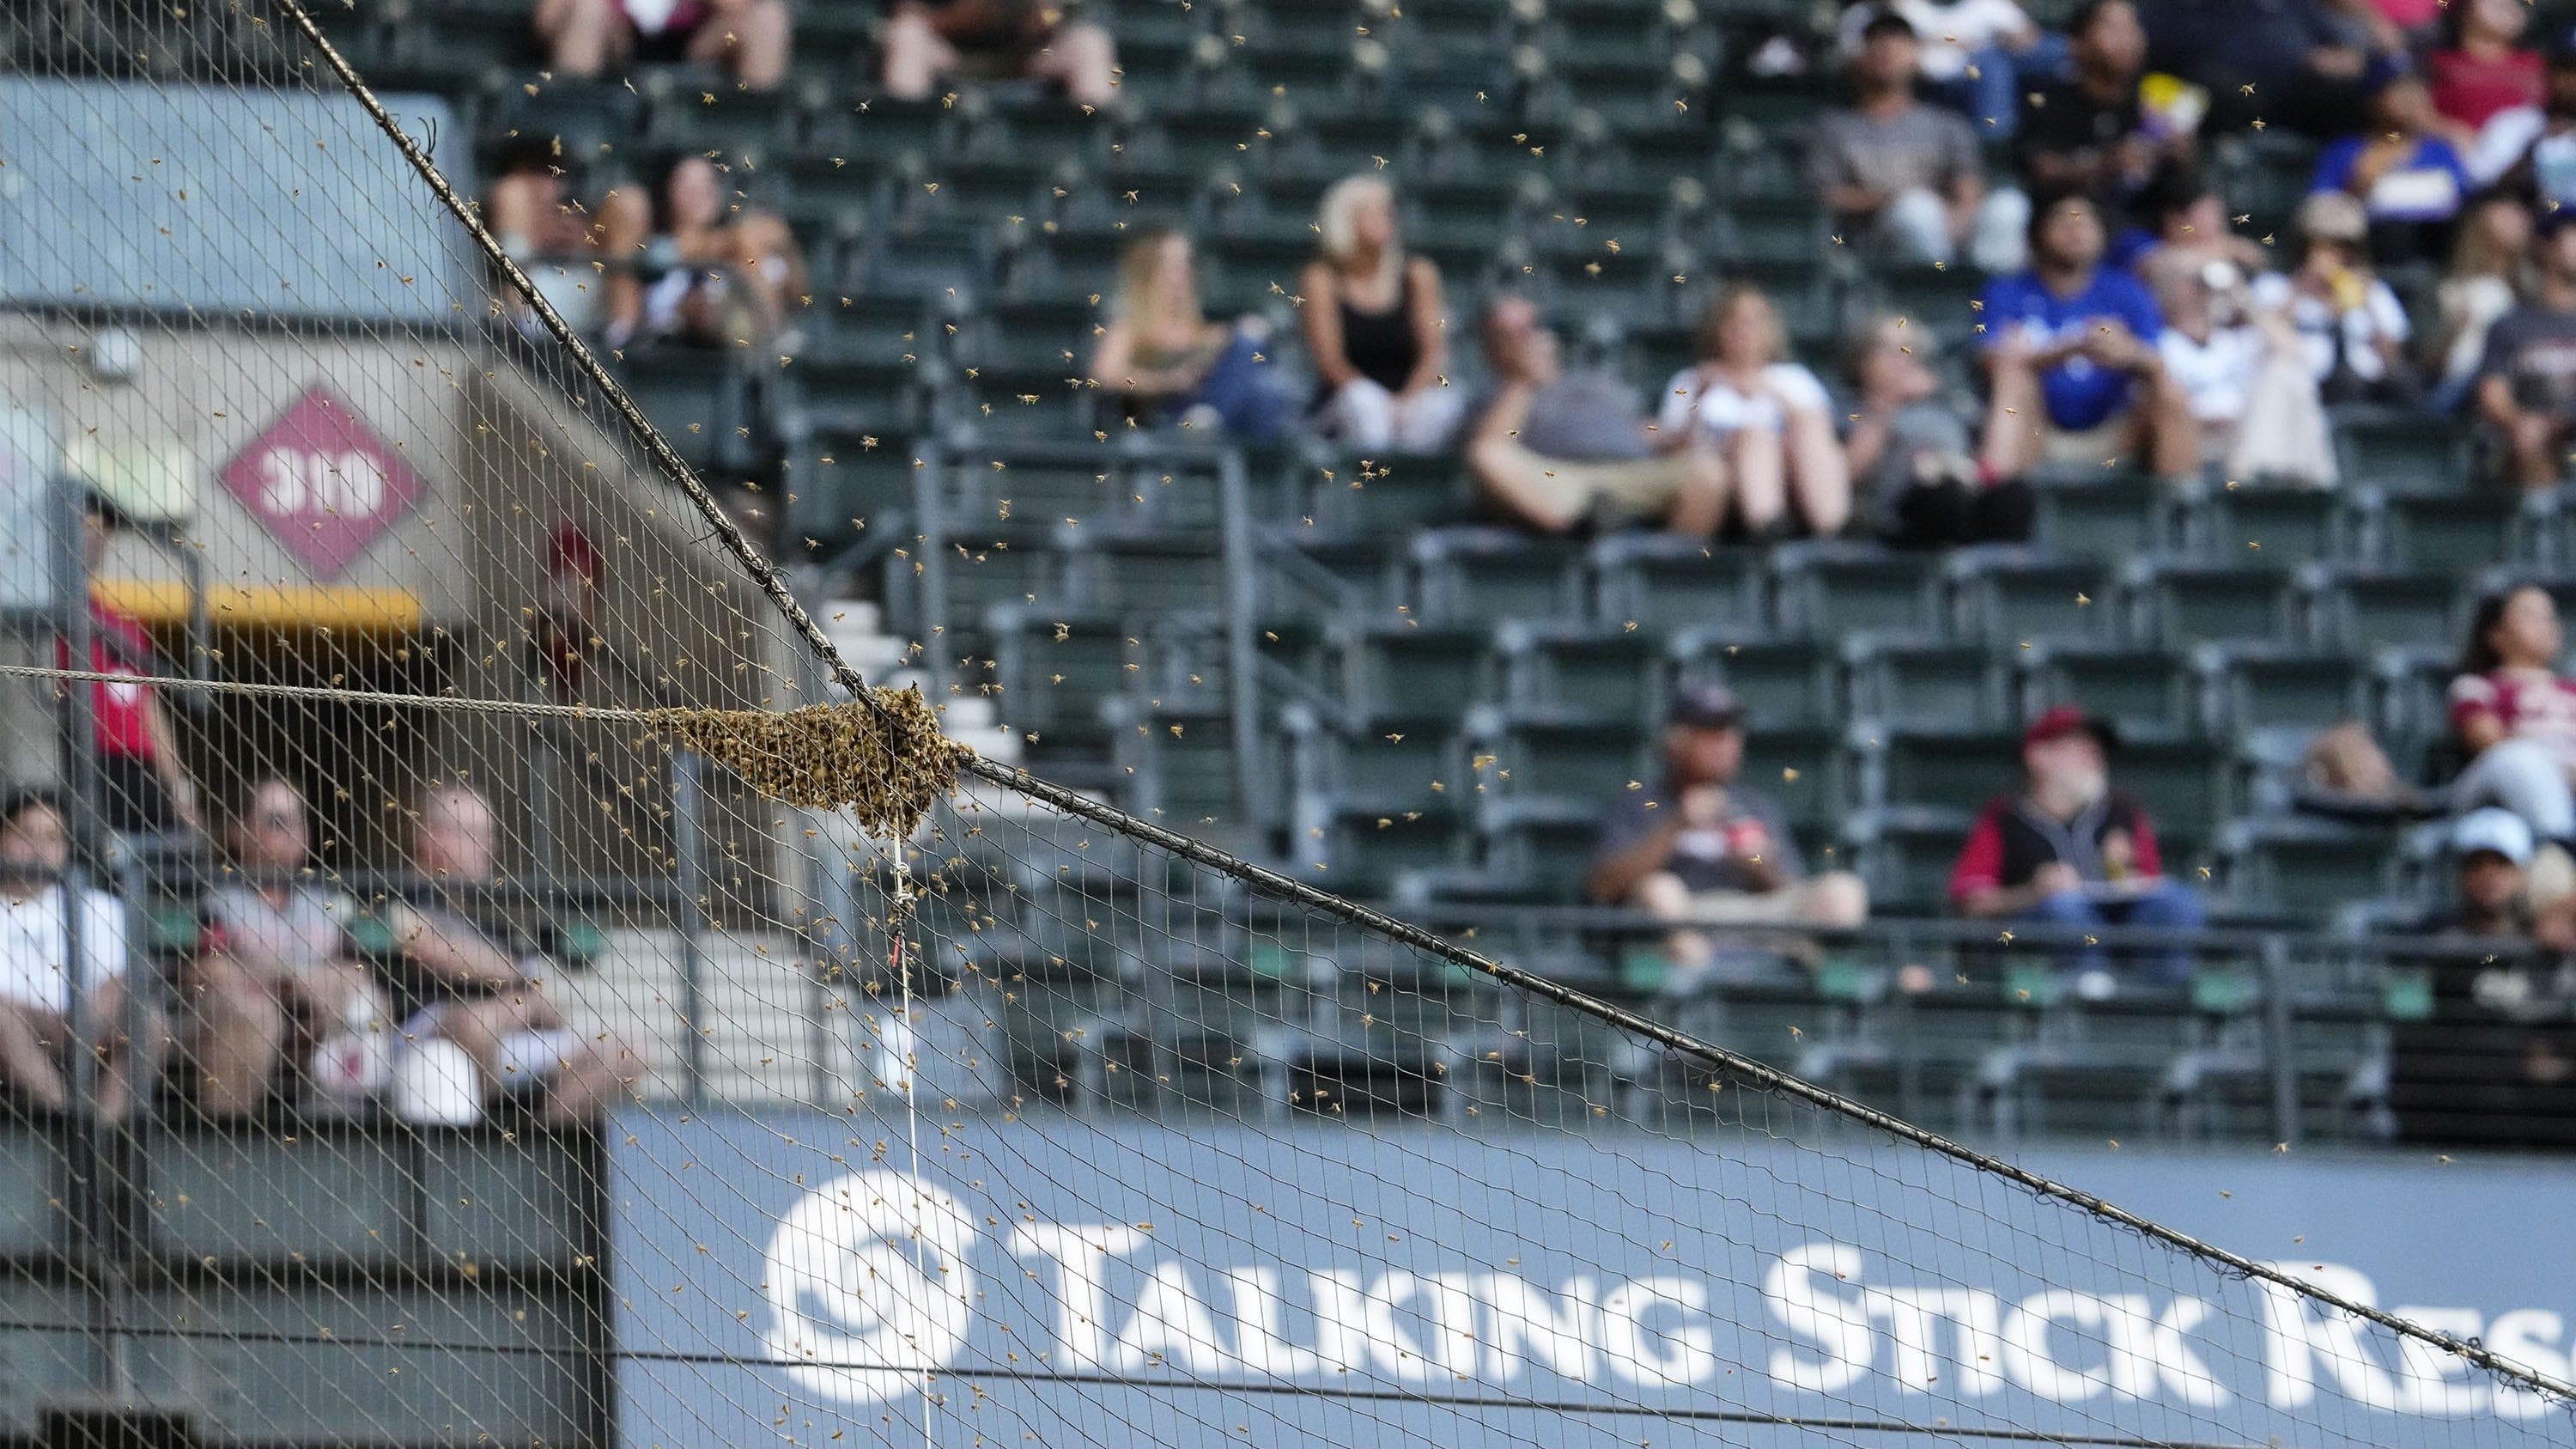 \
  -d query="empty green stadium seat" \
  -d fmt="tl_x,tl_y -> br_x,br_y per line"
2029,468 -> 2169,557
1844,636 -> 2008,728
2192,480 -> 2354,565
1497,622 -> 1662,728
1771,541 -> 1939,640
989,605 -> 1130,740
1738,726 -> 1846,831
2301,563 -> 2461,653
1076,534 -> 1228,616
1481,714 -> 1651,813
1861,726 -> 2018,817
2372,487 -> 2541,574
1945,545 -> 2115,646
2194,644 -> 2367,735
2218,819 -> 2399,922
612,347 -> 751,471
1589,536 -> 1765,636
1411,527 -> 1582,623
2334,407 -> 2471,493
1298,452 -> 1475,537
1669,632 -> 1835,728
1336,621 -> 1494,720
1478,797 -> 1602,903
2122,558 -> 2297,647
2019,642 -> 2195,736
1846,807 -> 1973,915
